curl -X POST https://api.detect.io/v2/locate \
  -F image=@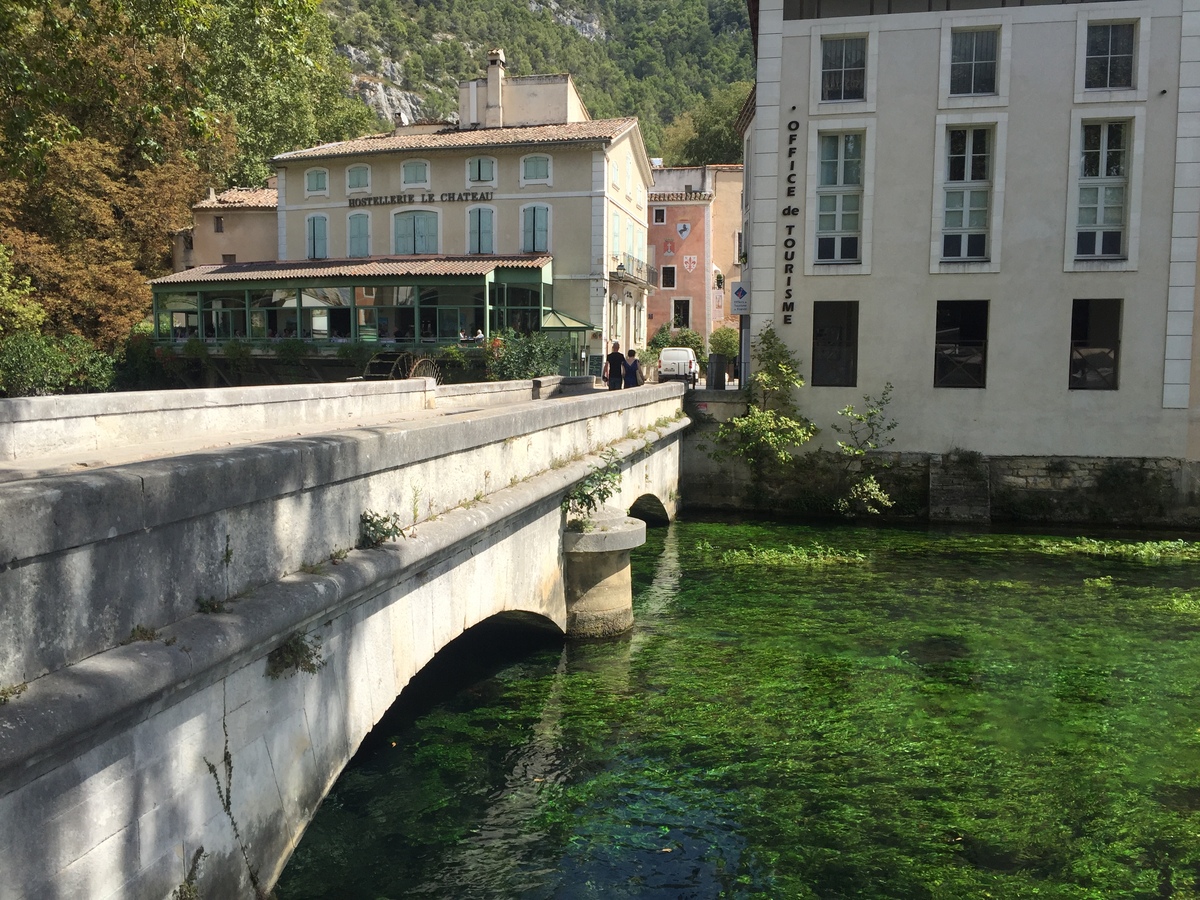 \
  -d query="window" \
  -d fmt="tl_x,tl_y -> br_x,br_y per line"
934,300 -> 988,388
306,215 -> 328,260
348,213 -> 369,258
611,161 -> 620,188
811,302 -> 859,387
522,205 -> 549,253
661,266 -> 676,289
821,37 -> 866,102
1070,298 -> 1121,390
213,216 -> 224,233
469,207 -> 494,254
1077,120 -> 1127,259
950,29 -> 997,95
1085,23 -> 1135,90
467,157 -> 495,184
626,156 -> 633,196
611,211 -> 620,259
221,254 -> 236,264
393,210 -> 438,254
347,165 -> 370,191
816,132 -> 862,263
653,208 -> 666,225
672,298 -> 691,329
402,160 -> 429,187
943,127 -> 991,260
522,155 -> 551,184
305,169 -> 327,194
